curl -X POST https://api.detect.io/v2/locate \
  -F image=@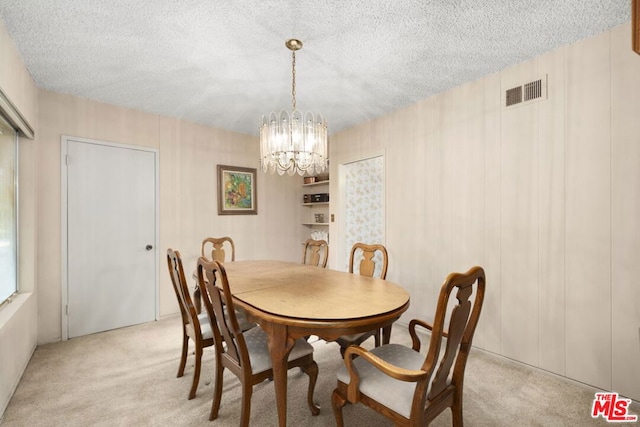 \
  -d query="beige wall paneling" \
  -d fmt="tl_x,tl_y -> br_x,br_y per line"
157,117 -> 301,317
328,23 -> 636,397
536,48 -> 566,376
448,81 -> 486,346
36,91 -> 300,343
159,118 -> 217,316
424,90 -> 454,320
564,32 -> 612,390
499,59 -> 540,366
37,91 -> 162,343
385,106 -> 421,314
481,72 -> 502,353
610,22 -> 640,402
401,97 -> 438,323
260,172 -> 301,260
